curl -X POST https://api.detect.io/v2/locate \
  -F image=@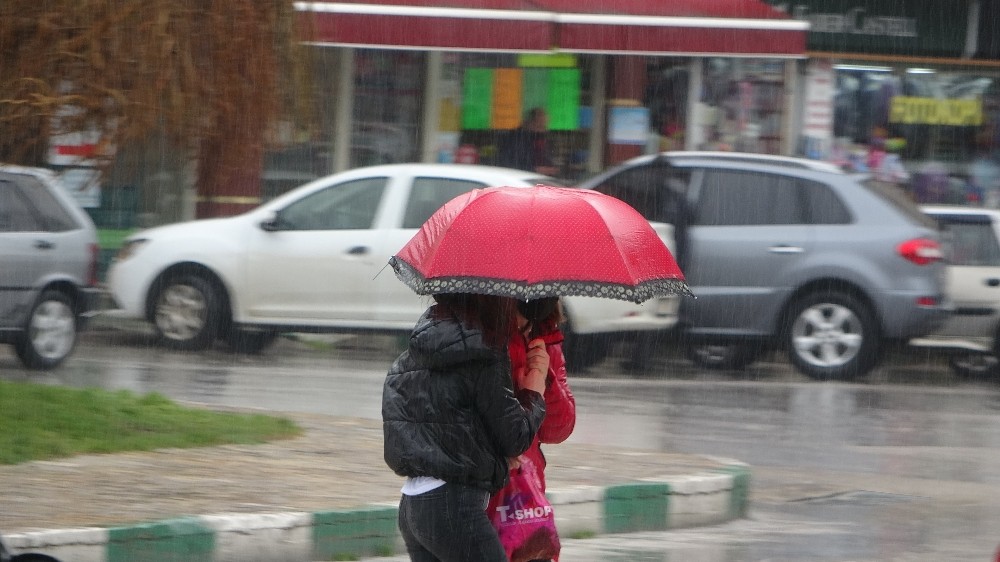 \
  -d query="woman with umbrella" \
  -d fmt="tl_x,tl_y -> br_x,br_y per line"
383,185 -> 688,561
490,296 -> 576,562
383,292 -> 549,561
